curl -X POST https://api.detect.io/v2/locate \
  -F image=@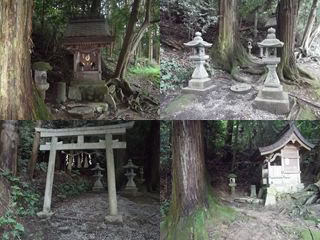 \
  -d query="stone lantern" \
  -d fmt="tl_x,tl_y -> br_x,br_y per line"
123,159 -> 139,194
91,163 -> 105,192
248,41 -> 253,56
33,62 -> 52,100
254,28 -> 290,114
183,32 -> 214,94
228,173 -> 237,196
